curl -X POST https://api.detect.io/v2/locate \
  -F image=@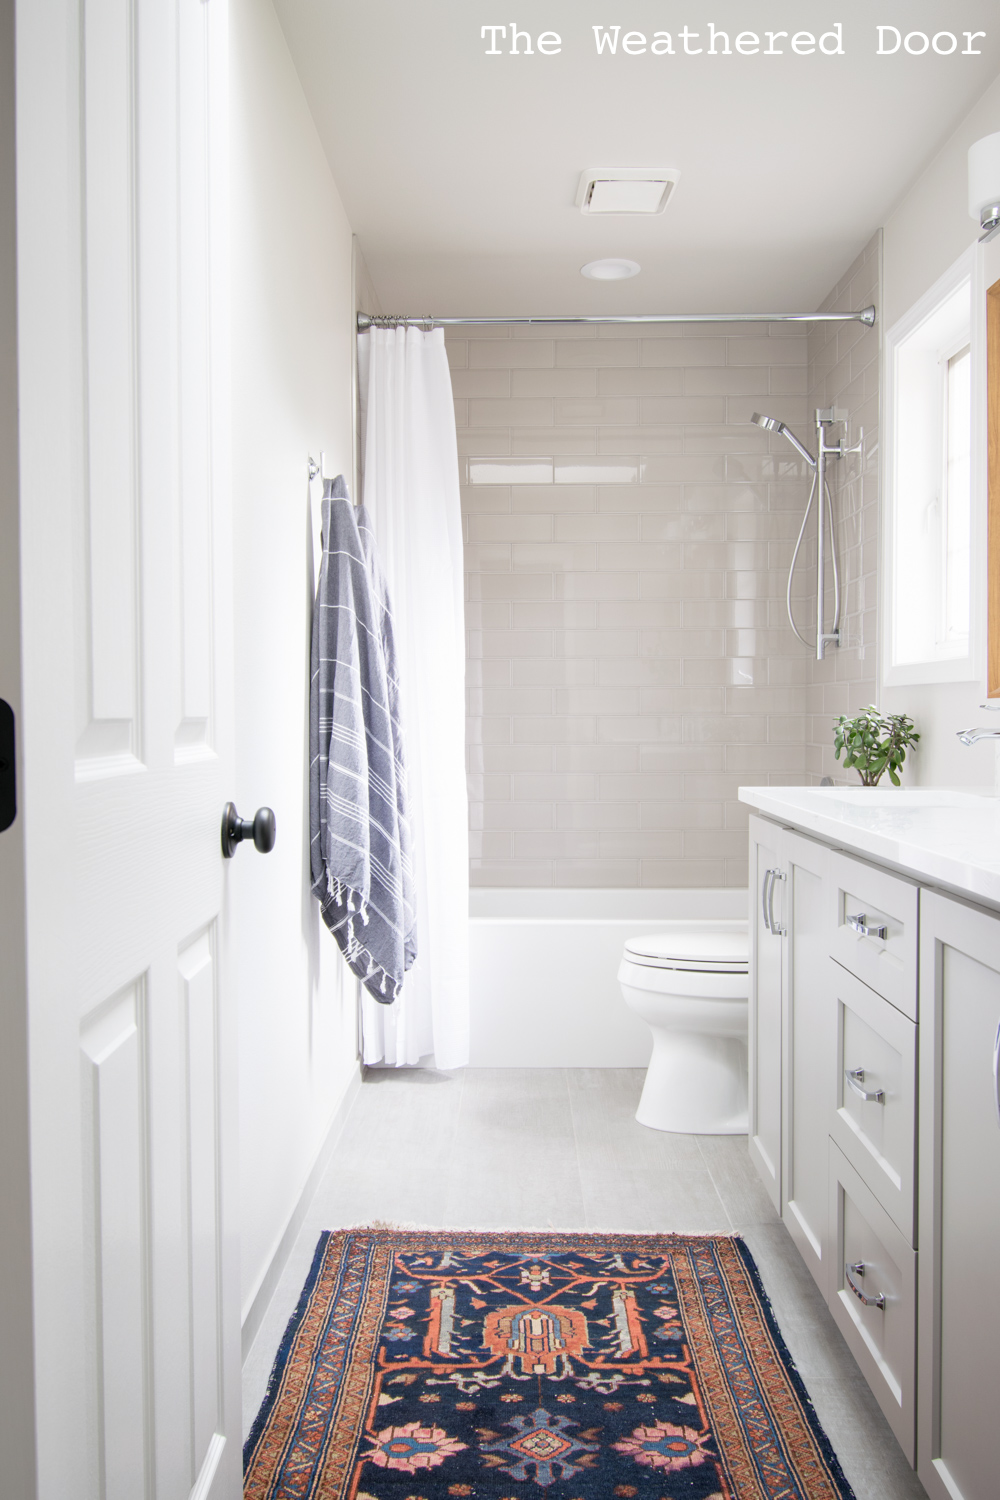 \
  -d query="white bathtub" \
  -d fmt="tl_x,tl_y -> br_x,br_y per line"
469,888 -> 749,1067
